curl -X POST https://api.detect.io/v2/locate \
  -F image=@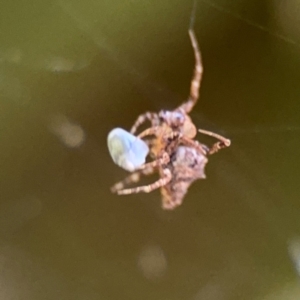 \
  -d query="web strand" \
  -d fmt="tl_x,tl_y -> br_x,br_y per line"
189,0 -> 198,30
201,0 -> 299,48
